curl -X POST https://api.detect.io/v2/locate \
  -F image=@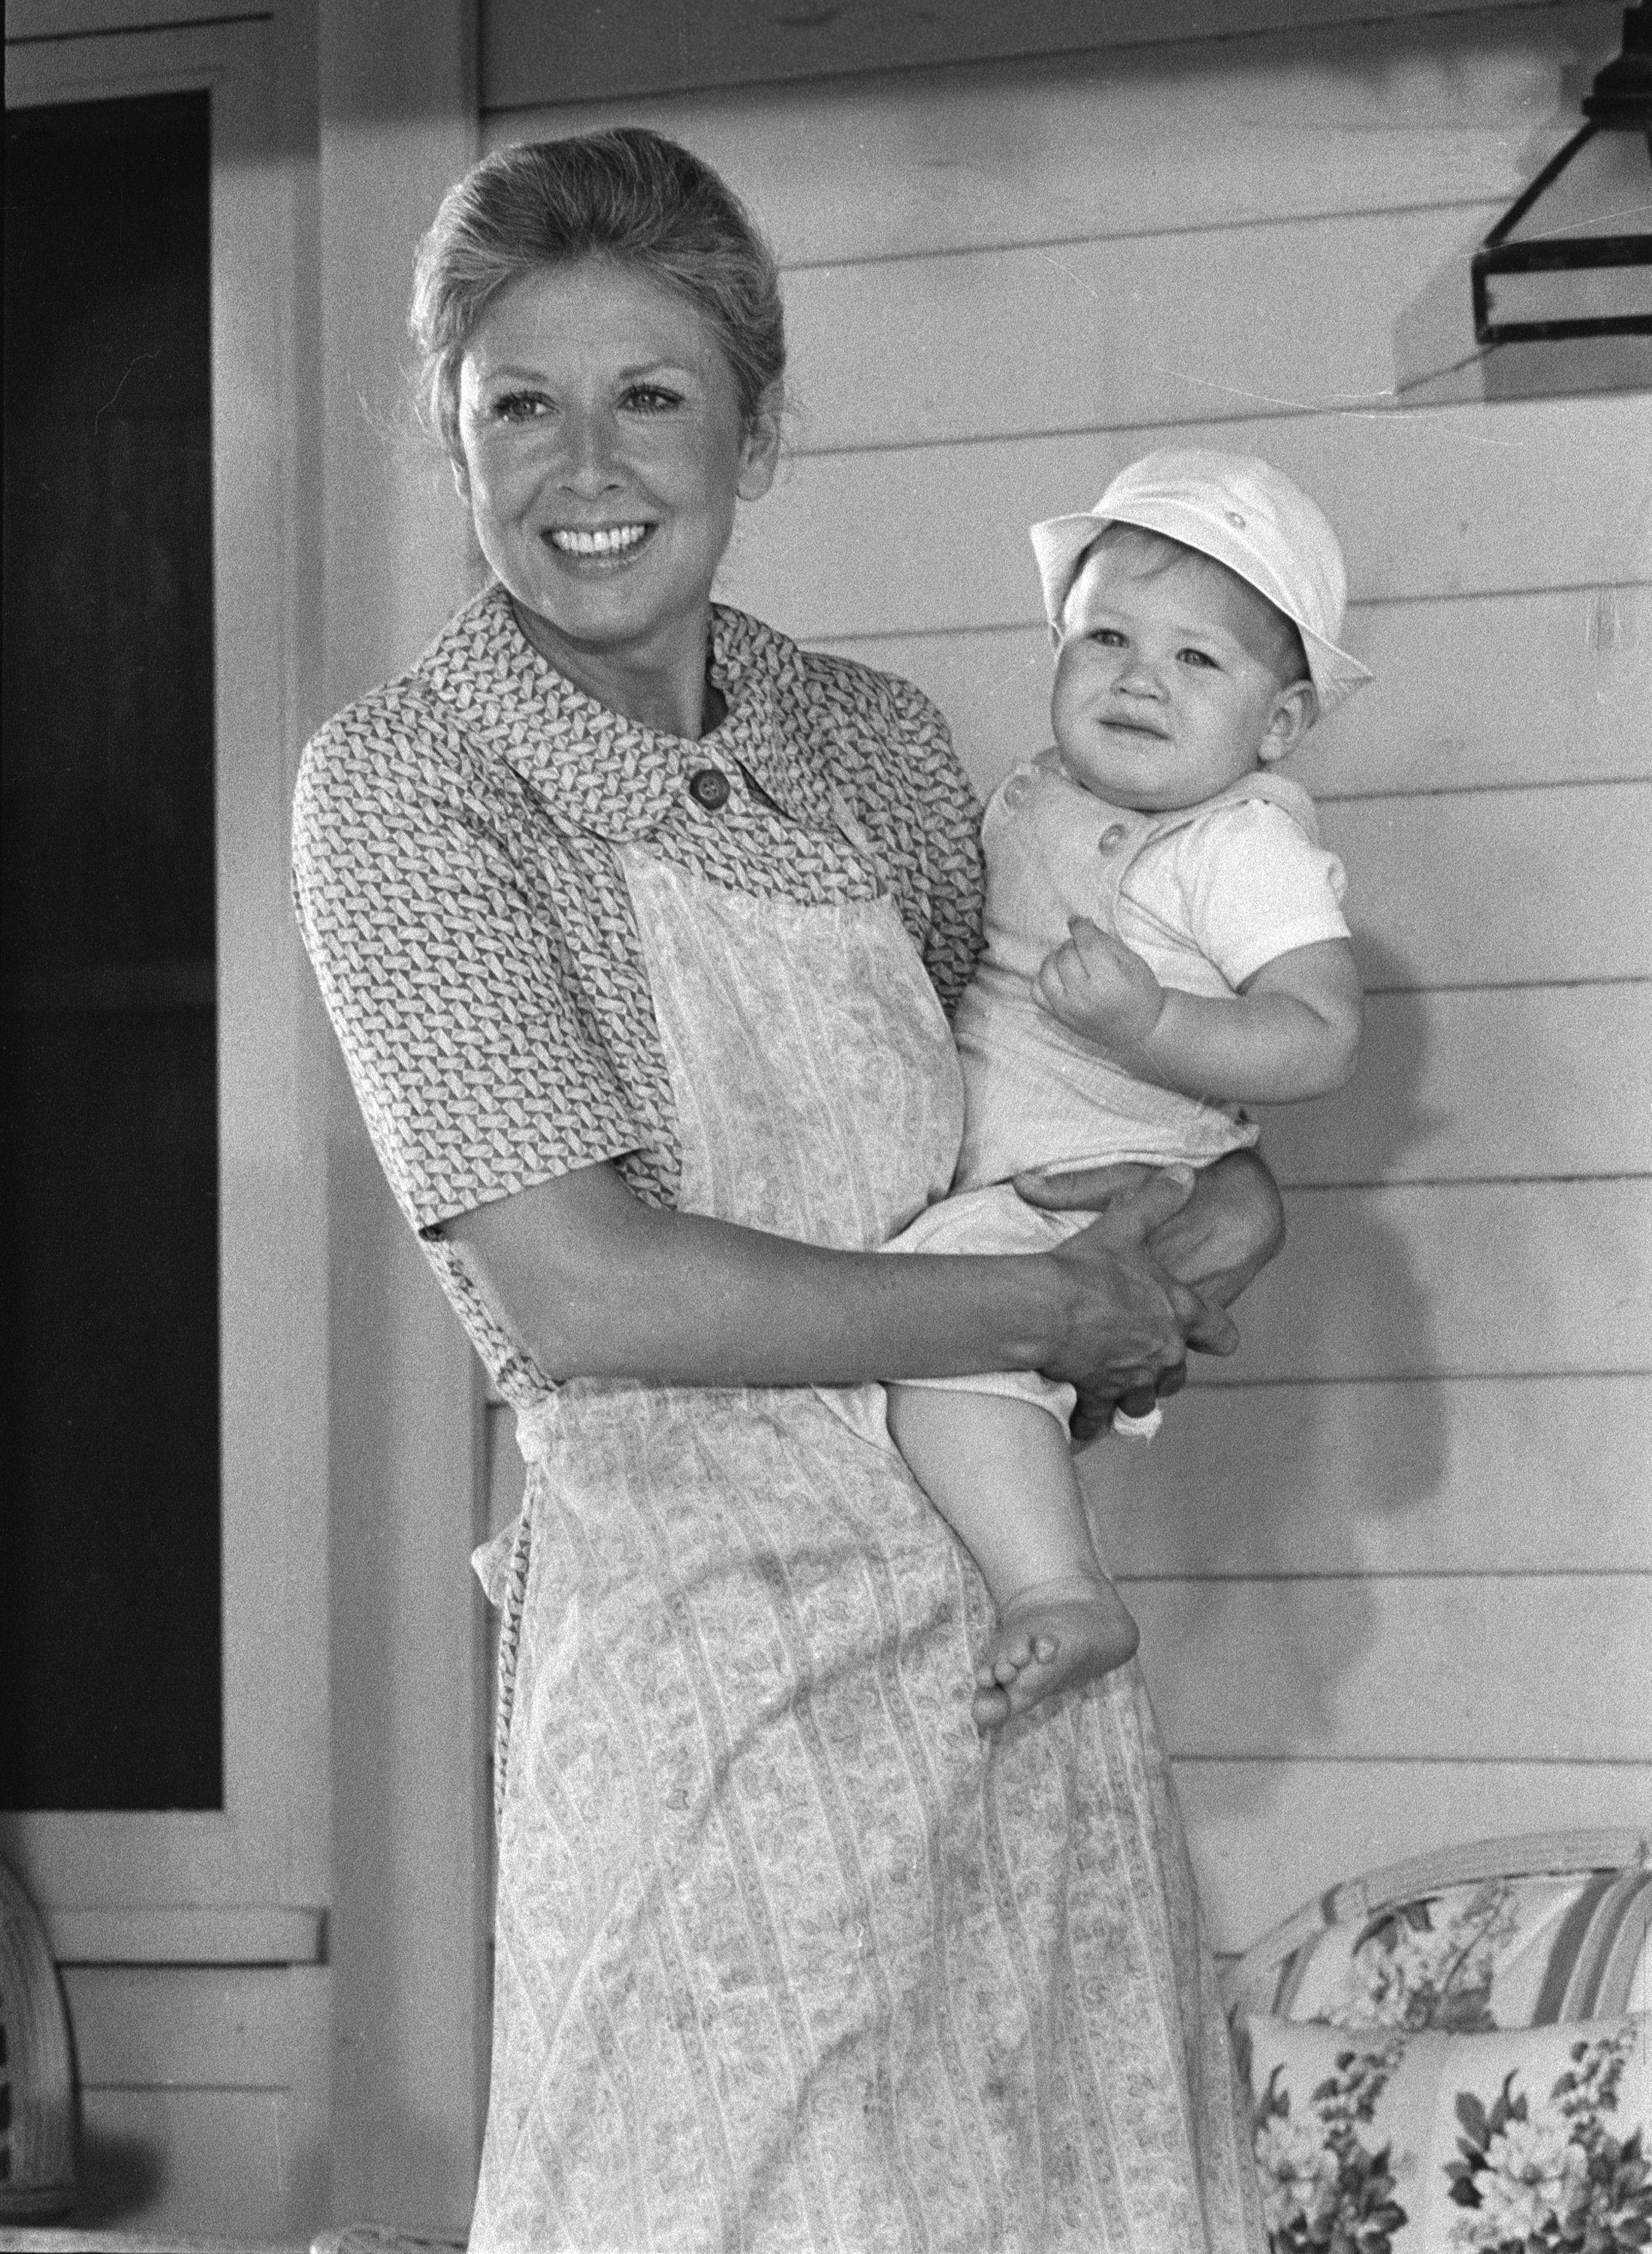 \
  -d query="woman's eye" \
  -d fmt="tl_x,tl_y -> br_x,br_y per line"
494,391 -> 551,422
622,384 -> 682,413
